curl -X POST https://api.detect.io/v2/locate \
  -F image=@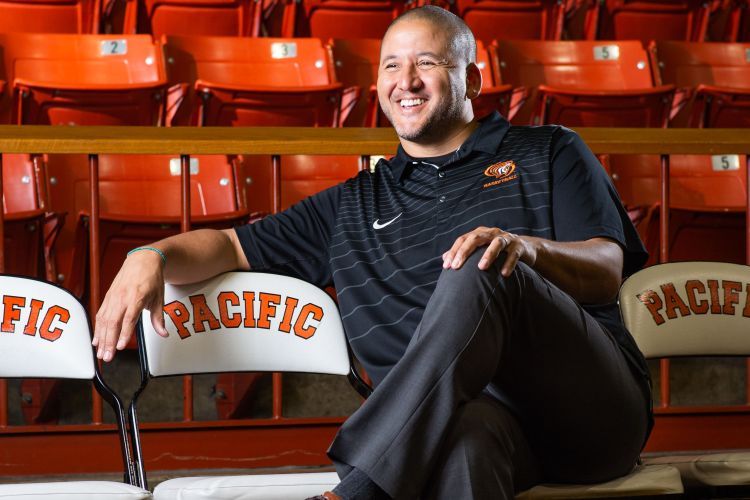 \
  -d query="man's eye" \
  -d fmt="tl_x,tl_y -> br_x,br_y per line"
418,60 -> 436,67
384,63 -> 398,70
